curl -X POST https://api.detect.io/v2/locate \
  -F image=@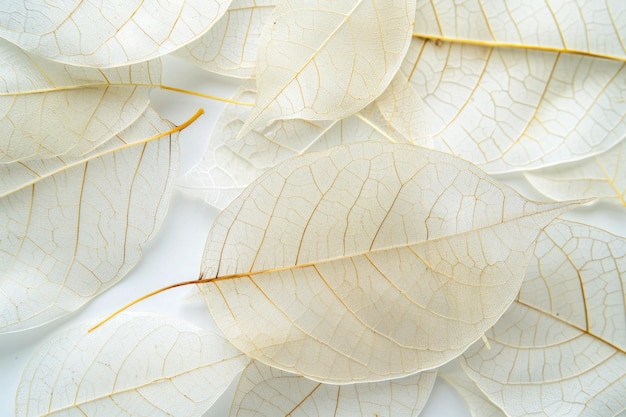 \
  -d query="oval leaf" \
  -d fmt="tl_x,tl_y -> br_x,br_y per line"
198,142 -> 578,383
0,0 -> 232,67
401,37 -> 626,172
16,313 -> 249,417
0,108 -> 178,333
0,39 -> 160,162
230,360 -> 436,416
176,0 -> 276,77
238,0 -> 417,135
459,220 -> 626,416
